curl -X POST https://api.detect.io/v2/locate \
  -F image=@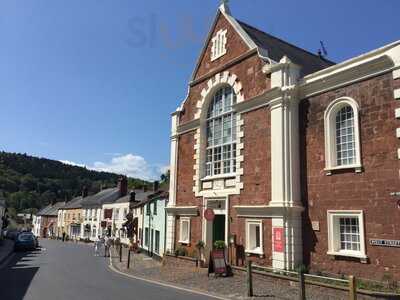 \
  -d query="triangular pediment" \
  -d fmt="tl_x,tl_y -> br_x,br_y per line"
190,5 -> 257,82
